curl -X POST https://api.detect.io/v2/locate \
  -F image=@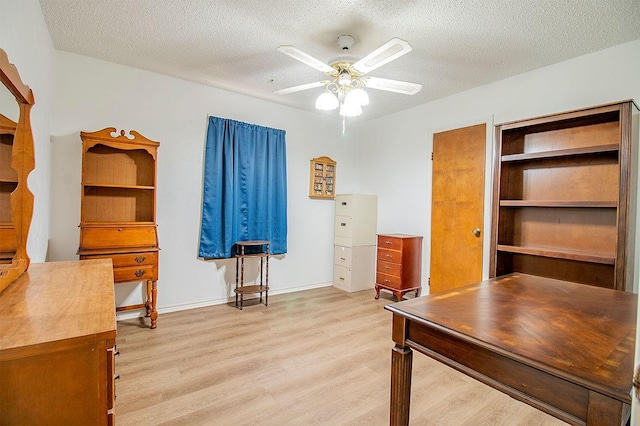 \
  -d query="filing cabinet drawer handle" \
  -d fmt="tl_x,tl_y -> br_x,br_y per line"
340,257 -> 346,261
339,277 -> 345,281
341,202 -> 347,206
135,256 -> 146,263
340,222 -> 346,227
134,270 -> 146,277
